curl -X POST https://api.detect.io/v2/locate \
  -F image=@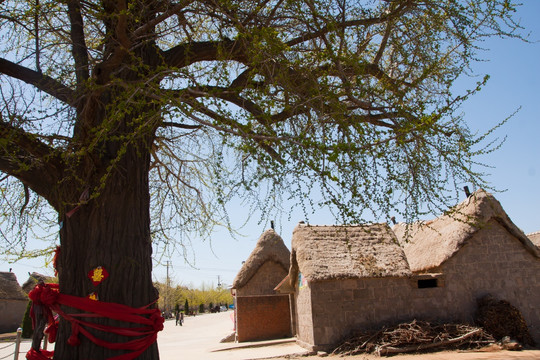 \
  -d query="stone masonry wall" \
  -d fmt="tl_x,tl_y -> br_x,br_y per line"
295,281 -> 315,348
432,220 -> 540,344
0,299 -> 27,333
309,277 -> 414,349
235,295 -> 291,342
236,261 -> 288,297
